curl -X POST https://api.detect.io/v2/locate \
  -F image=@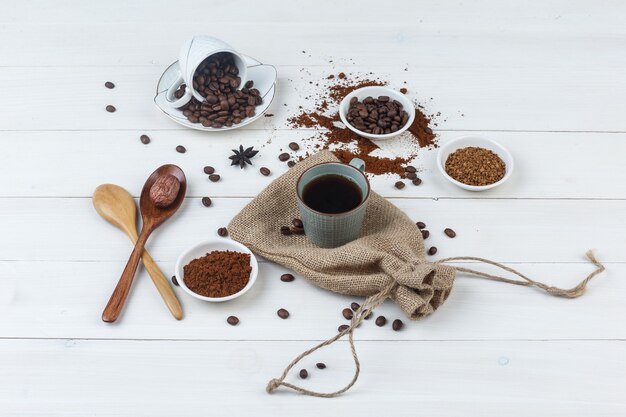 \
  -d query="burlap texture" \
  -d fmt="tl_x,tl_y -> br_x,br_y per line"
229,150 -> 456,319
